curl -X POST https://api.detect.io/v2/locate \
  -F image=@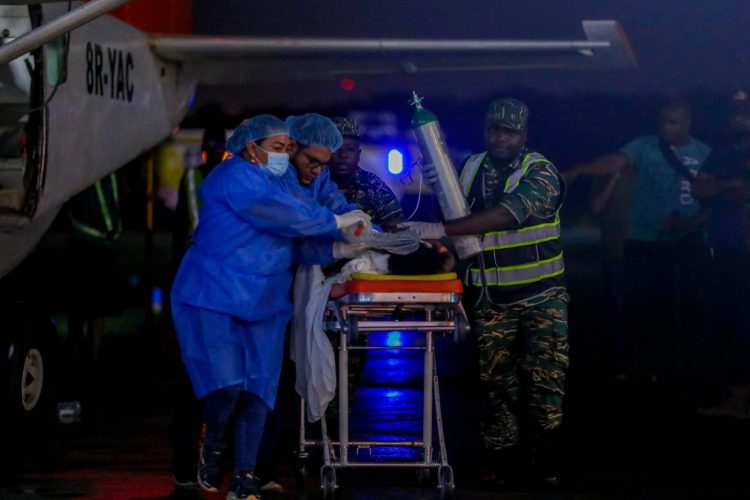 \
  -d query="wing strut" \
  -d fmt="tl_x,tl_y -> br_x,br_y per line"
0,0 -> 130,65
